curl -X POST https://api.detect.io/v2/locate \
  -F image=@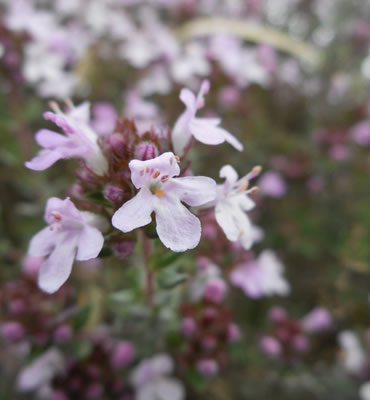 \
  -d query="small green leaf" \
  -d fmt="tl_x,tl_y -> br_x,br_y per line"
71,304 -> 92,330
85,192 -> 111,207
99,246 -> 114,258
152,252 -> 184,270
110,290 -> 136,304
